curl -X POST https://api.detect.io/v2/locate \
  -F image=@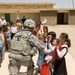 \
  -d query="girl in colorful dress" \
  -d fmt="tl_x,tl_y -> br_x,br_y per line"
36,26 -> 48,75
53,33 -> 71,75
41,38 -> 61,75
2,25 -> 11,51
44,38 -> 61,64
33,24 -> 42,39
42,26 -> 48,43
40,31 -> 56,75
